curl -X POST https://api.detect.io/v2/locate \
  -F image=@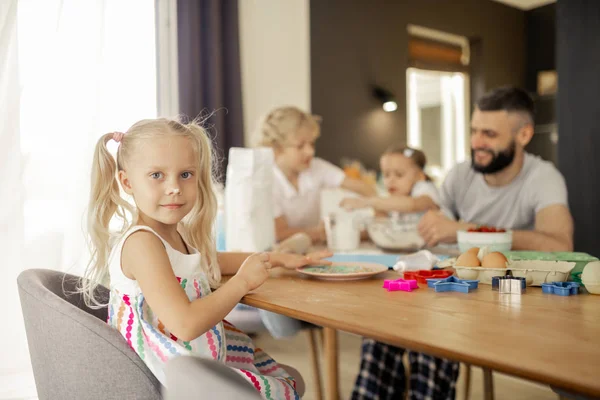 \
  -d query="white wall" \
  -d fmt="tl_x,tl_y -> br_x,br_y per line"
238,0 -> 311,146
